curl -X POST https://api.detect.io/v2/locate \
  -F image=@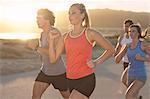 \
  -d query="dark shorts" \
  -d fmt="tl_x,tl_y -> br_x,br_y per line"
123,62 -> 129,70
128,76 -> 147,87
35,71 -> 68,91
68,73 -> 96,98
